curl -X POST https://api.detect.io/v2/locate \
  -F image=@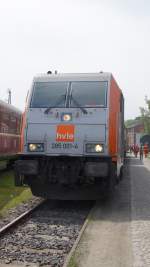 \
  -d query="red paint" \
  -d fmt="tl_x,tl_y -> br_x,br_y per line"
108,75 -> 122,161
56,125 -> 75,142
0,100 -> 21,155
